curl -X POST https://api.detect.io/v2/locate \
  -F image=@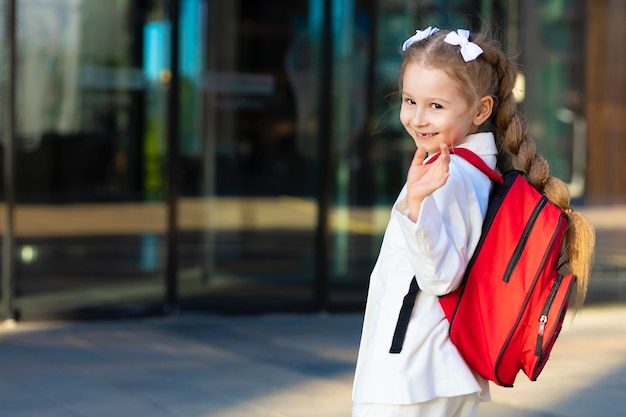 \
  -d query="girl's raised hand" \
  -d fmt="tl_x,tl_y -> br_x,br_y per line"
406,143 -> 450,221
